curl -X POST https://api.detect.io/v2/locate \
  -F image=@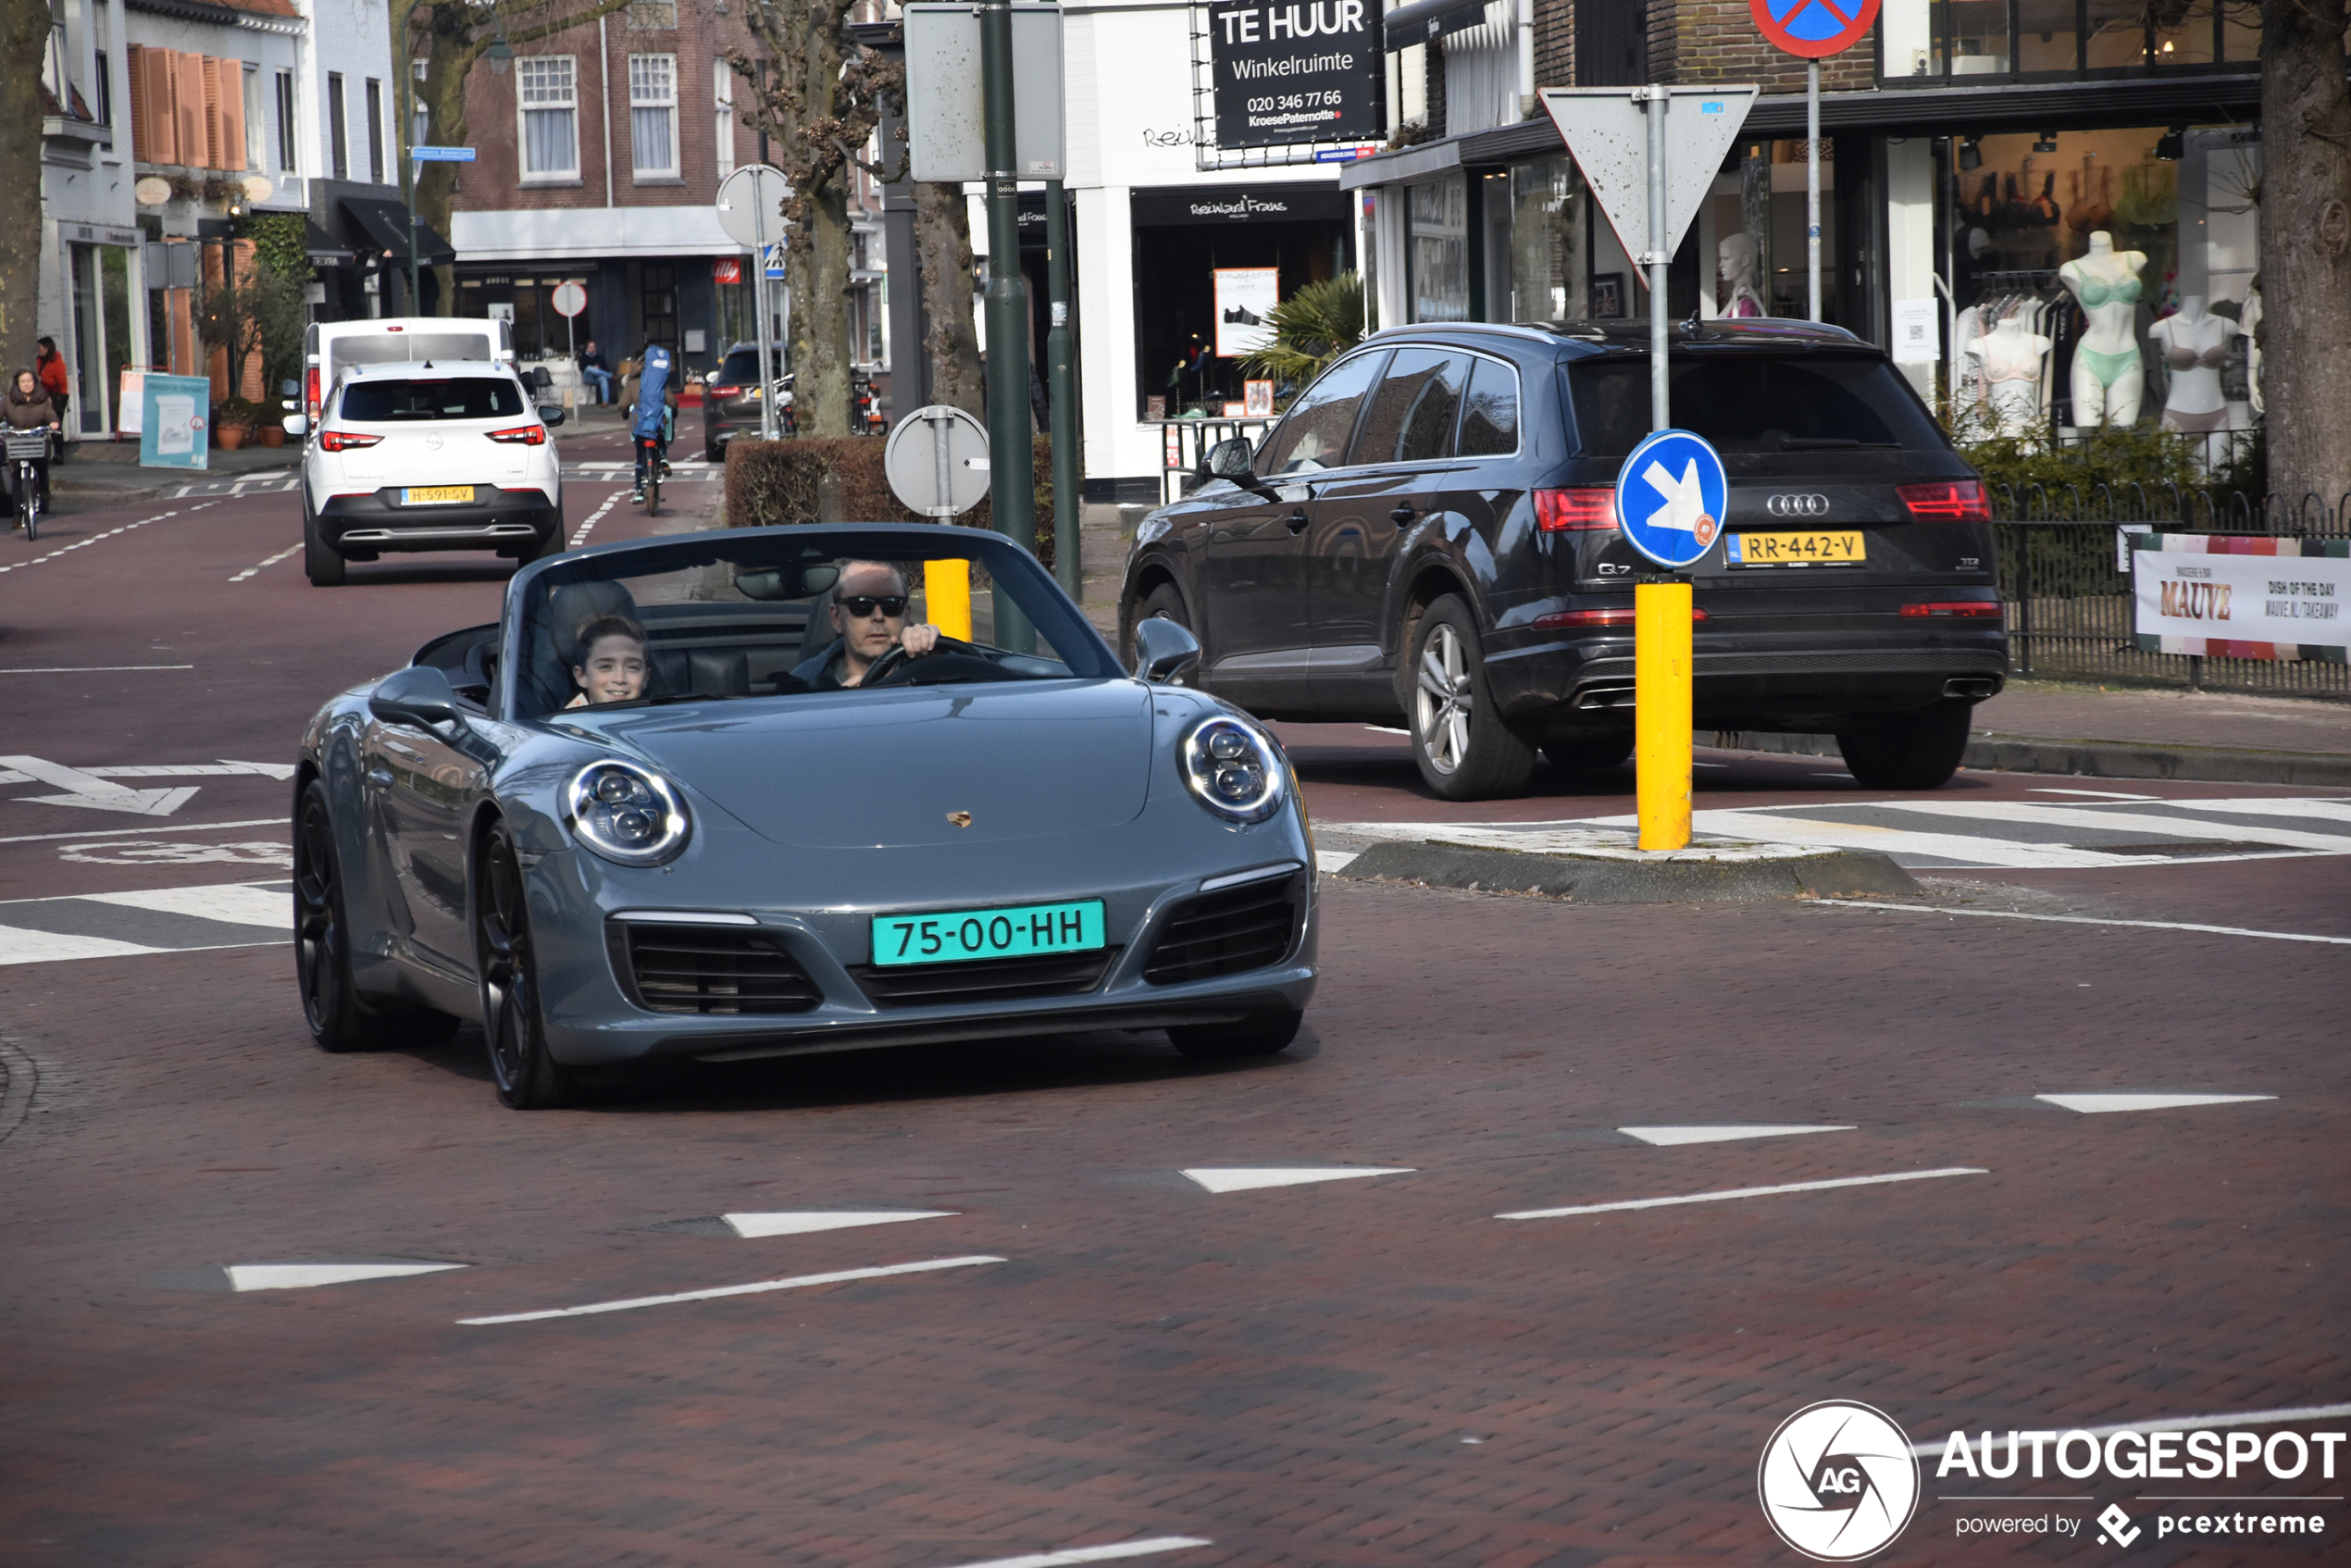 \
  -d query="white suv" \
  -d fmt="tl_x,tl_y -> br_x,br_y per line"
292,361 -> 565,587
